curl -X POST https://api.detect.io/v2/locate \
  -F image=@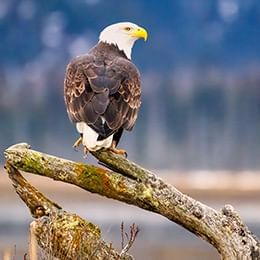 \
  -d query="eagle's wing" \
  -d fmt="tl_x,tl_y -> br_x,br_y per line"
64,55 -> 141,138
